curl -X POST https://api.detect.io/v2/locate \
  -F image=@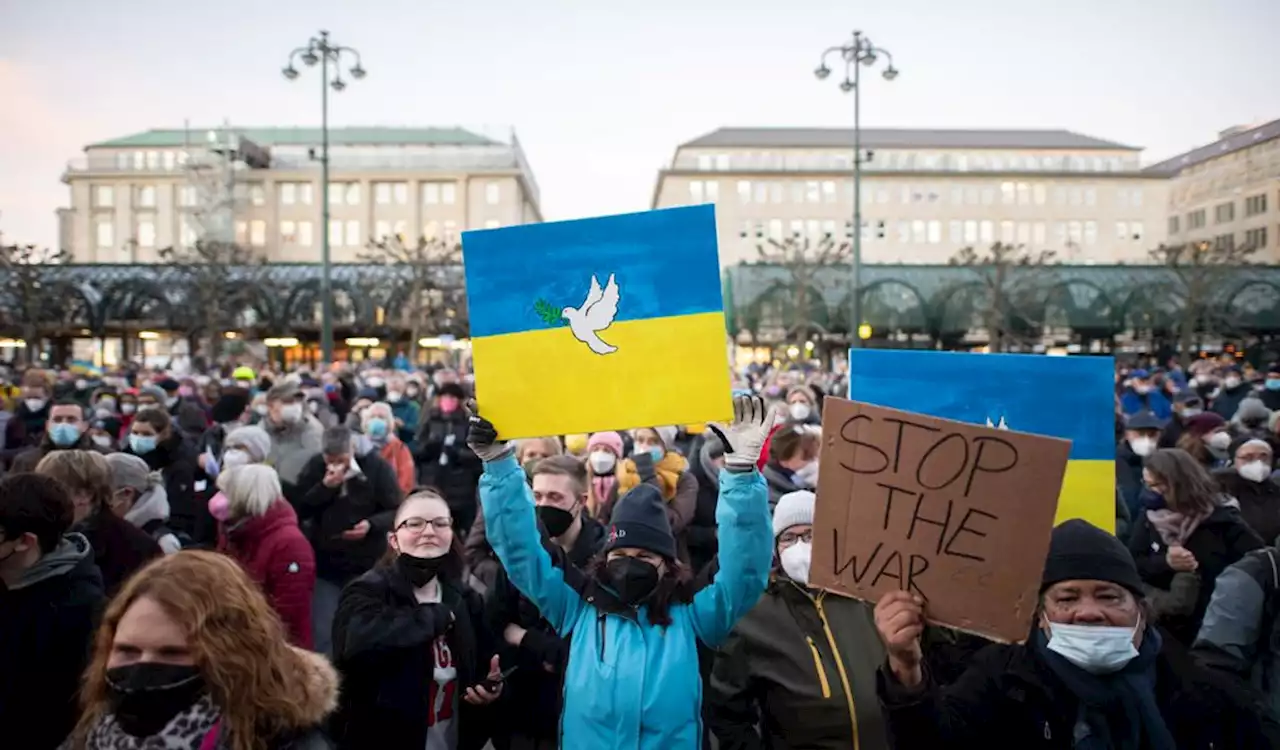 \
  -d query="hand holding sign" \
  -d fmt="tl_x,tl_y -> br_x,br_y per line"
810,398 -> 1070,643
874,591 -> 926,688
